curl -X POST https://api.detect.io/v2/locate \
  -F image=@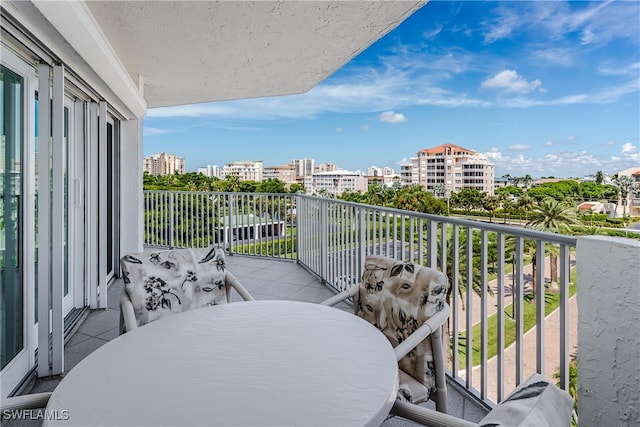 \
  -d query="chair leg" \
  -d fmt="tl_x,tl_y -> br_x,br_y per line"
431,326 -> 448,413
